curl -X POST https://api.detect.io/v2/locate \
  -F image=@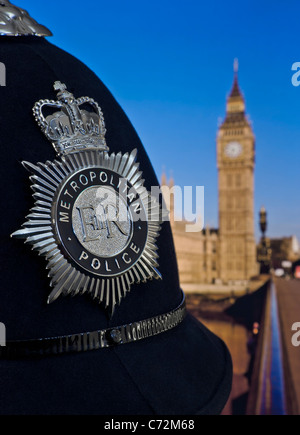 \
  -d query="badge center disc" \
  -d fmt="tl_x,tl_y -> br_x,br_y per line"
54,166 -> 149,278
72,185 -> 132,258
